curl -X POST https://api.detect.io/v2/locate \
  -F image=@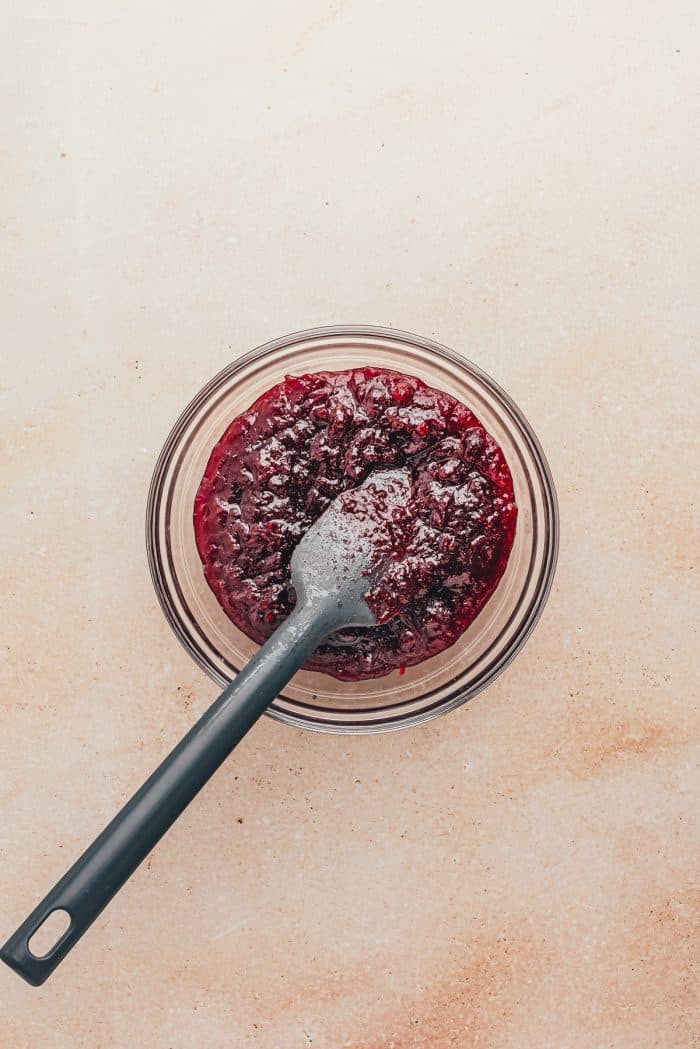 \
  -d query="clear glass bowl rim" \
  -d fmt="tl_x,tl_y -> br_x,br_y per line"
146,325 -> 559,734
